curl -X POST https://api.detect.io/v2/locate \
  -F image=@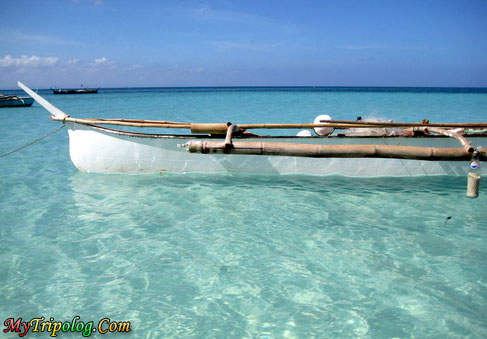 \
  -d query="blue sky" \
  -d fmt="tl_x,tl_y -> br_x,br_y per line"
1,0 -> 486,88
